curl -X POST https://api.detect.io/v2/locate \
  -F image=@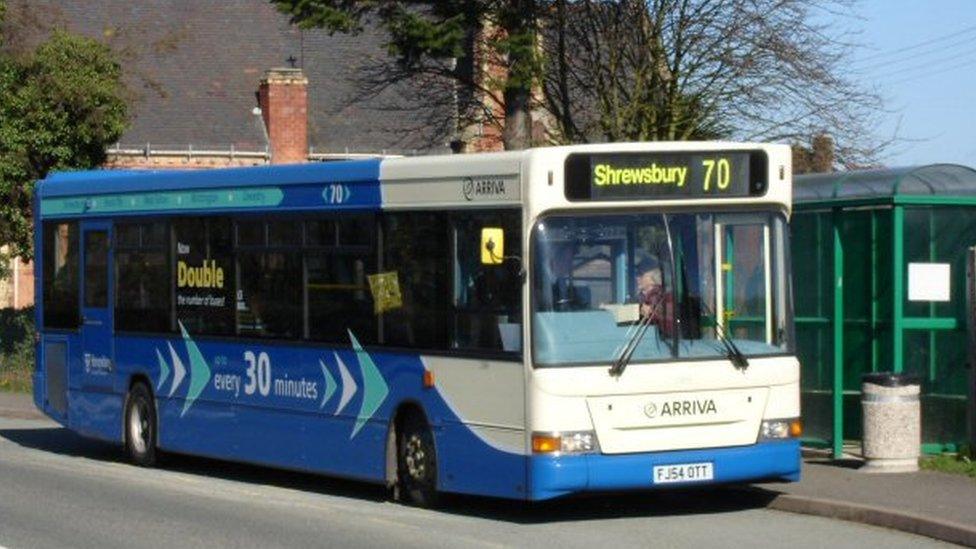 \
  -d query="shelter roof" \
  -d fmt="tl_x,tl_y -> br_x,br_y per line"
794,164 -> 976,203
